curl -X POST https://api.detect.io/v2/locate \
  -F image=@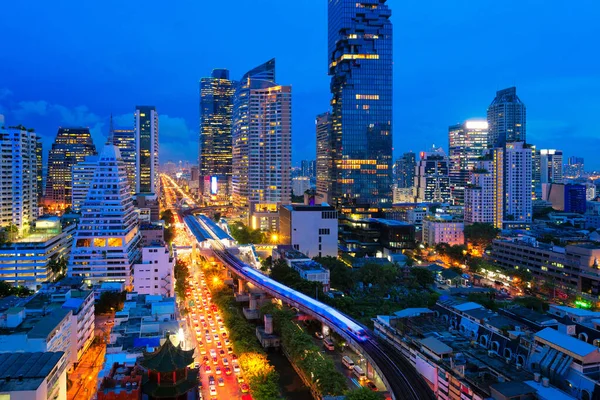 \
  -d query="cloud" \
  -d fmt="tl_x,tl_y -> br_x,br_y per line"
0,88 -> 12,100
12,100 -> 49,119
